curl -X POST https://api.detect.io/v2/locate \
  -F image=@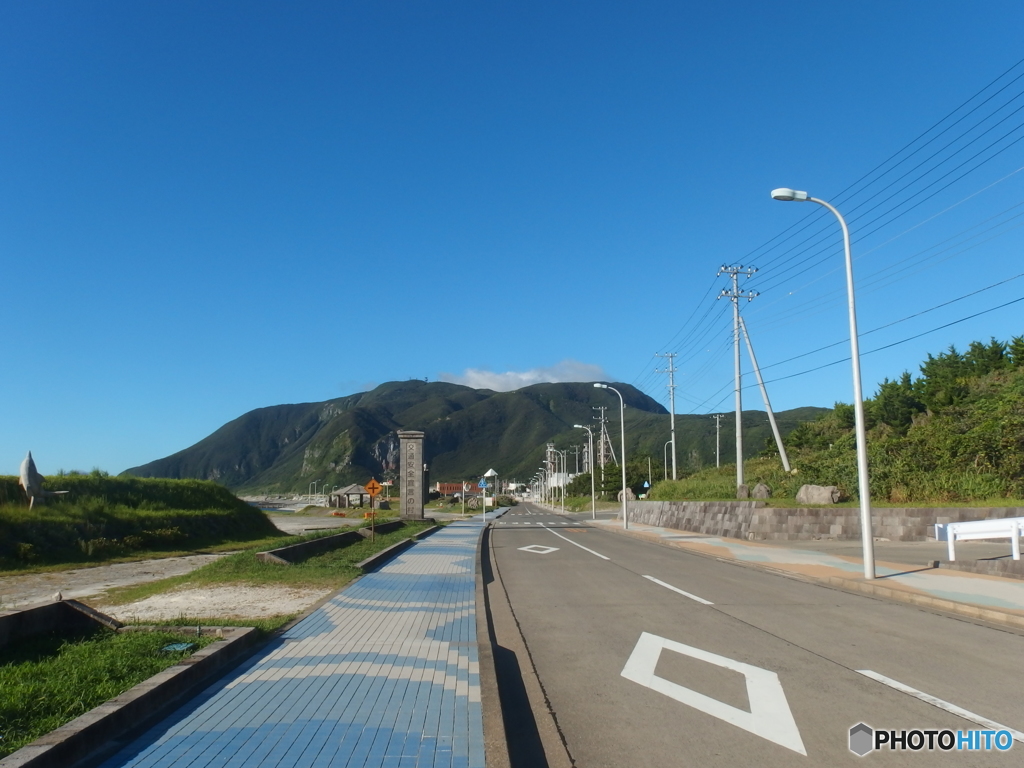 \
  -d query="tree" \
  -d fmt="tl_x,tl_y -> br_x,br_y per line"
866,372 -> 924,434
1008,336 -> 1024,368
598,460 -> 654,497
914,346 -> 970,411
565,472 -> 592,497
